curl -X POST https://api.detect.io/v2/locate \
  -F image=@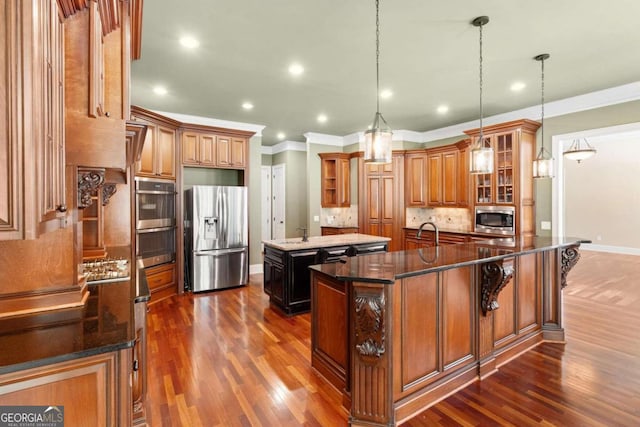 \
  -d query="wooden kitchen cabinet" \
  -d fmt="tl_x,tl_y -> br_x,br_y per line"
132,295 -> 148,425
216,135 -> 247,168
427,149 -> 458,206
464,119 -> 539,237
132,107 -> 180,180
404,150 -> 428,207
0,0 -> 66,240
65,0 -> 132,169
425,139 -> 471,207
358,152 -> 404,251
319,153 -> 351,207
182,131 -> 216,166
145,262 -> 177,303
0,349 -> 132,426
404,140 -> 470,209
183,130 -> 247,169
